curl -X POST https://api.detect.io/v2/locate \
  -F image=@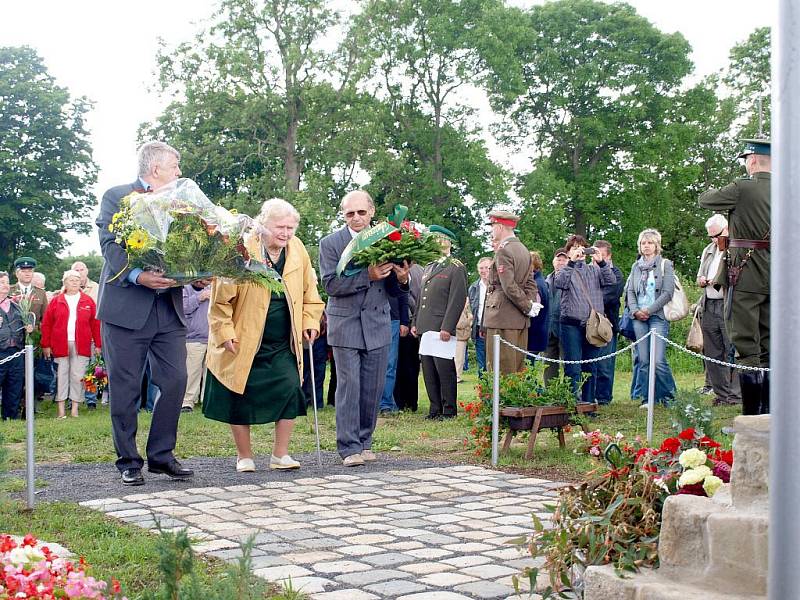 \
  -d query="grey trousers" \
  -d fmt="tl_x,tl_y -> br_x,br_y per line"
332,345 -> 389,458
103,295 -> 187,472
701,298 -> 741,403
